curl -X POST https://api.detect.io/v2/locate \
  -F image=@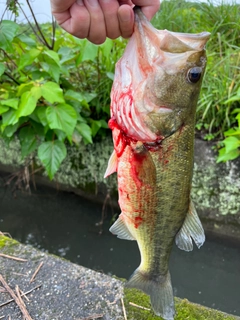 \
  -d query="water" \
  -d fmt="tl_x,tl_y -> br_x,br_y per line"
0,176 -> 240,316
